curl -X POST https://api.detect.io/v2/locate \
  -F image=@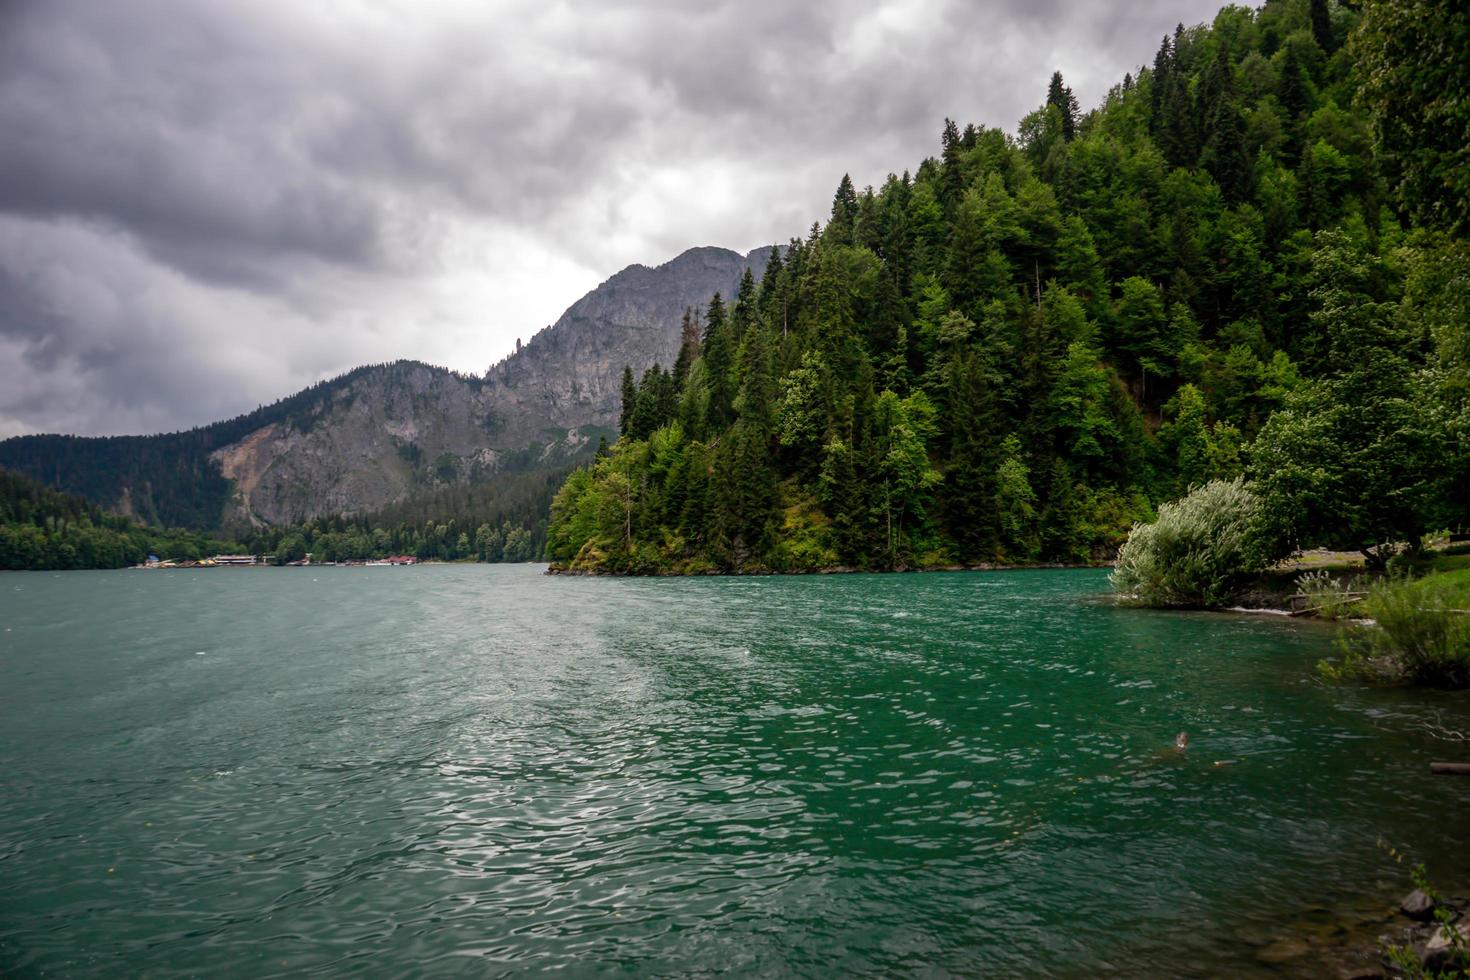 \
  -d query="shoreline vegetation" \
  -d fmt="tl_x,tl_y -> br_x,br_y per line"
0,464 -> 556,570
1109,477 -> 1470,690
